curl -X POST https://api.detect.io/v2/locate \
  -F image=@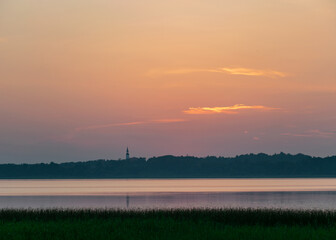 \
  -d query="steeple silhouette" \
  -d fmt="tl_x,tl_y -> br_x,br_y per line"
126,147 -> 130,160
